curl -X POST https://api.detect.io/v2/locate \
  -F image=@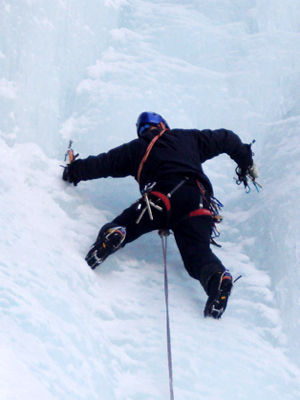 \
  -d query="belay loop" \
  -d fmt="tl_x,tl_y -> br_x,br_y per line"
159,229 -> 175,400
